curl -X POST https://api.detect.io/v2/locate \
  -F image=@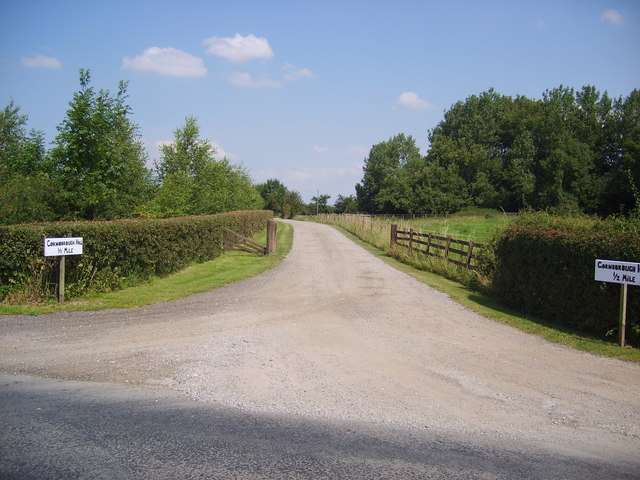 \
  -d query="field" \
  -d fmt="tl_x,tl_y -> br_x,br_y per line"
320,209 -> 514,246
404,211 -> 513,243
